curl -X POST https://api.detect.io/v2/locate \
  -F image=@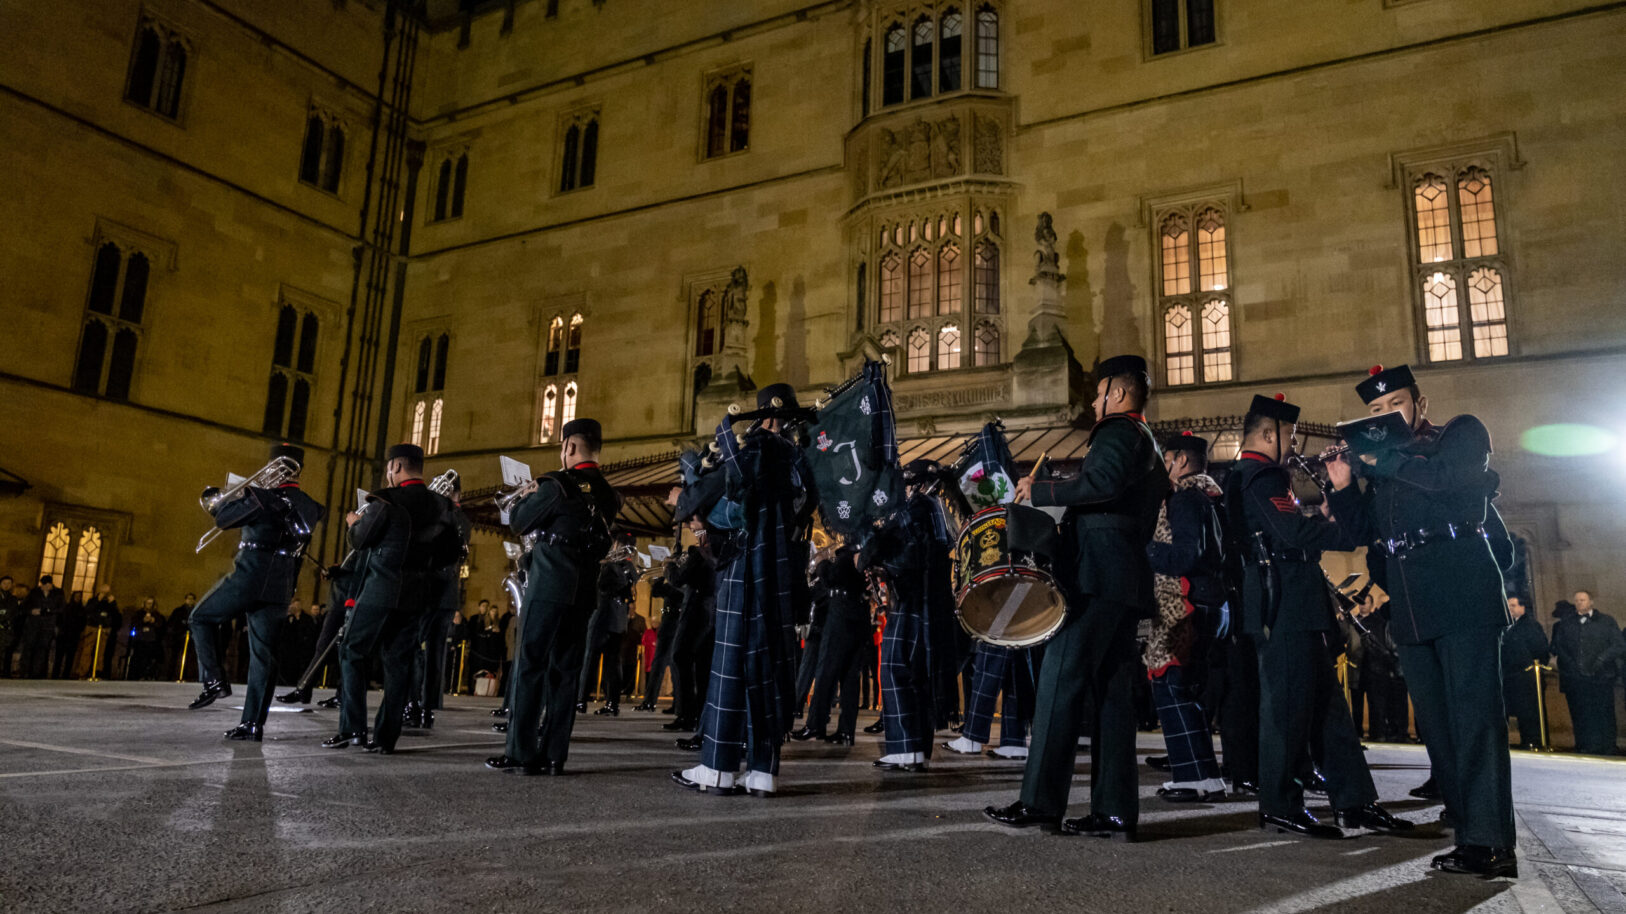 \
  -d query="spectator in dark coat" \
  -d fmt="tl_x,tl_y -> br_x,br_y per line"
54,591 -> 87,679
20,576 -> 64,678
128,599 -> 168,680
1553,590 -> 1623,755
1500,595 -> 1550,749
